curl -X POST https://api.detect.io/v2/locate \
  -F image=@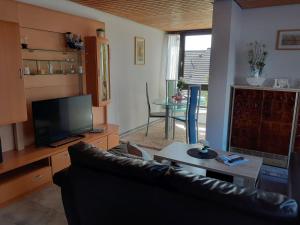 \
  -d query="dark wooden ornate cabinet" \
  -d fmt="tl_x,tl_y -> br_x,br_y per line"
230,86 -> 298,167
